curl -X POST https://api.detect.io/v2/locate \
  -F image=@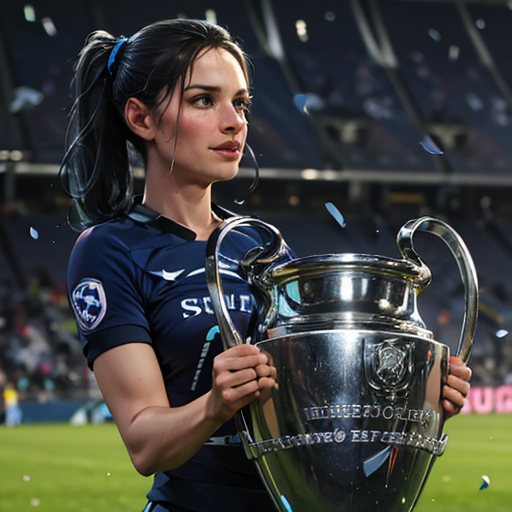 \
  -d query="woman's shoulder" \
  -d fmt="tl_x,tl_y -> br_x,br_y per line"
72,216 -> 145,253
68,217 -> 142,274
